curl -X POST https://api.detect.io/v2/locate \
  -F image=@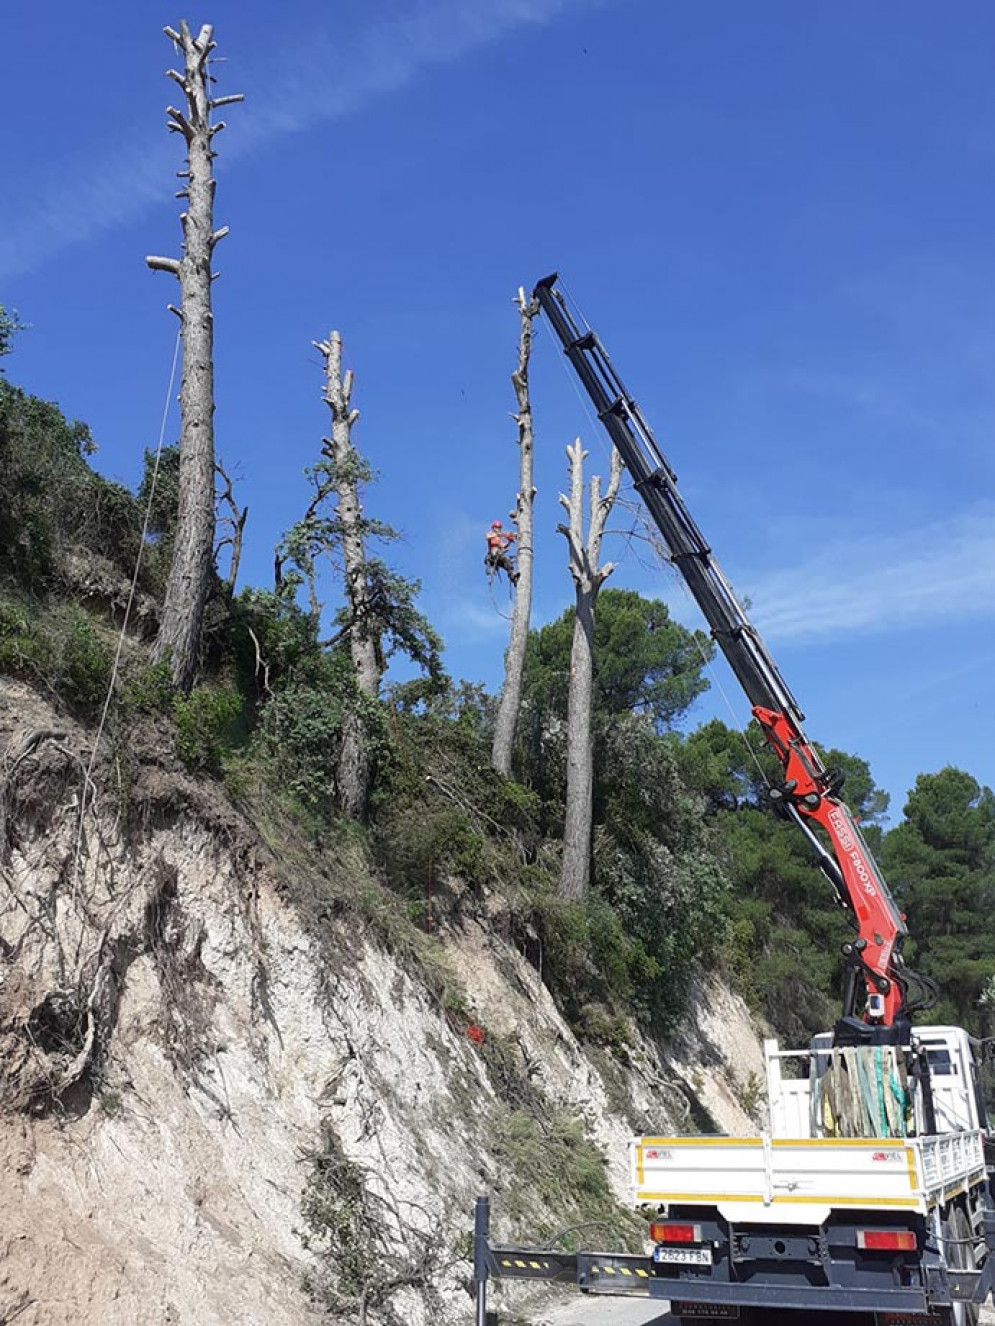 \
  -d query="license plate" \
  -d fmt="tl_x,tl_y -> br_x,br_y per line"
672,1305 -> 740,1320
652,1245 -> 713,1266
